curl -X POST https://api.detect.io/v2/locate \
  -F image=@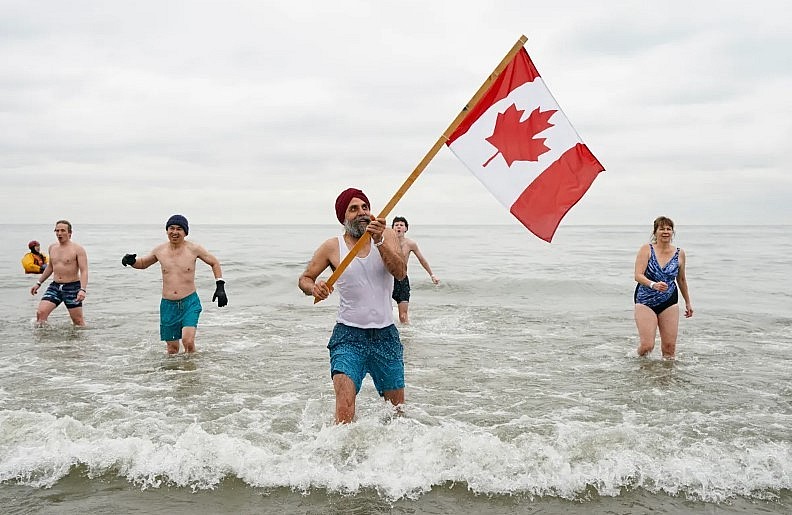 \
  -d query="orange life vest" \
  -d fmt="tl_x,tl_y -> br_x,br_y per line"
22,252 -> 48,274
